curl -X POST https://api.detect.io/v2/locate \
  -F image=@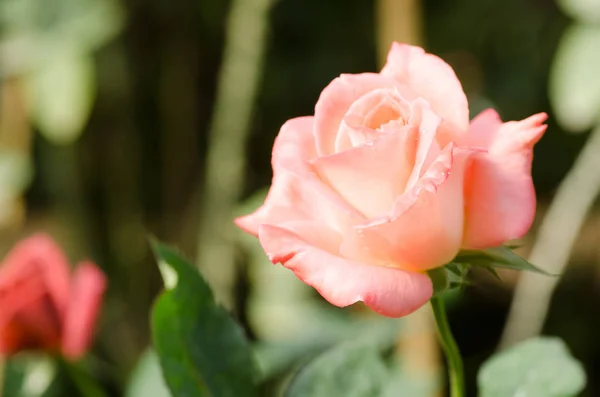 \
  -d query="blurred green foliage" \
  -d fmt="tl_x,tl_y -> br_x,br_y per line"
478,337 -> 586,397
